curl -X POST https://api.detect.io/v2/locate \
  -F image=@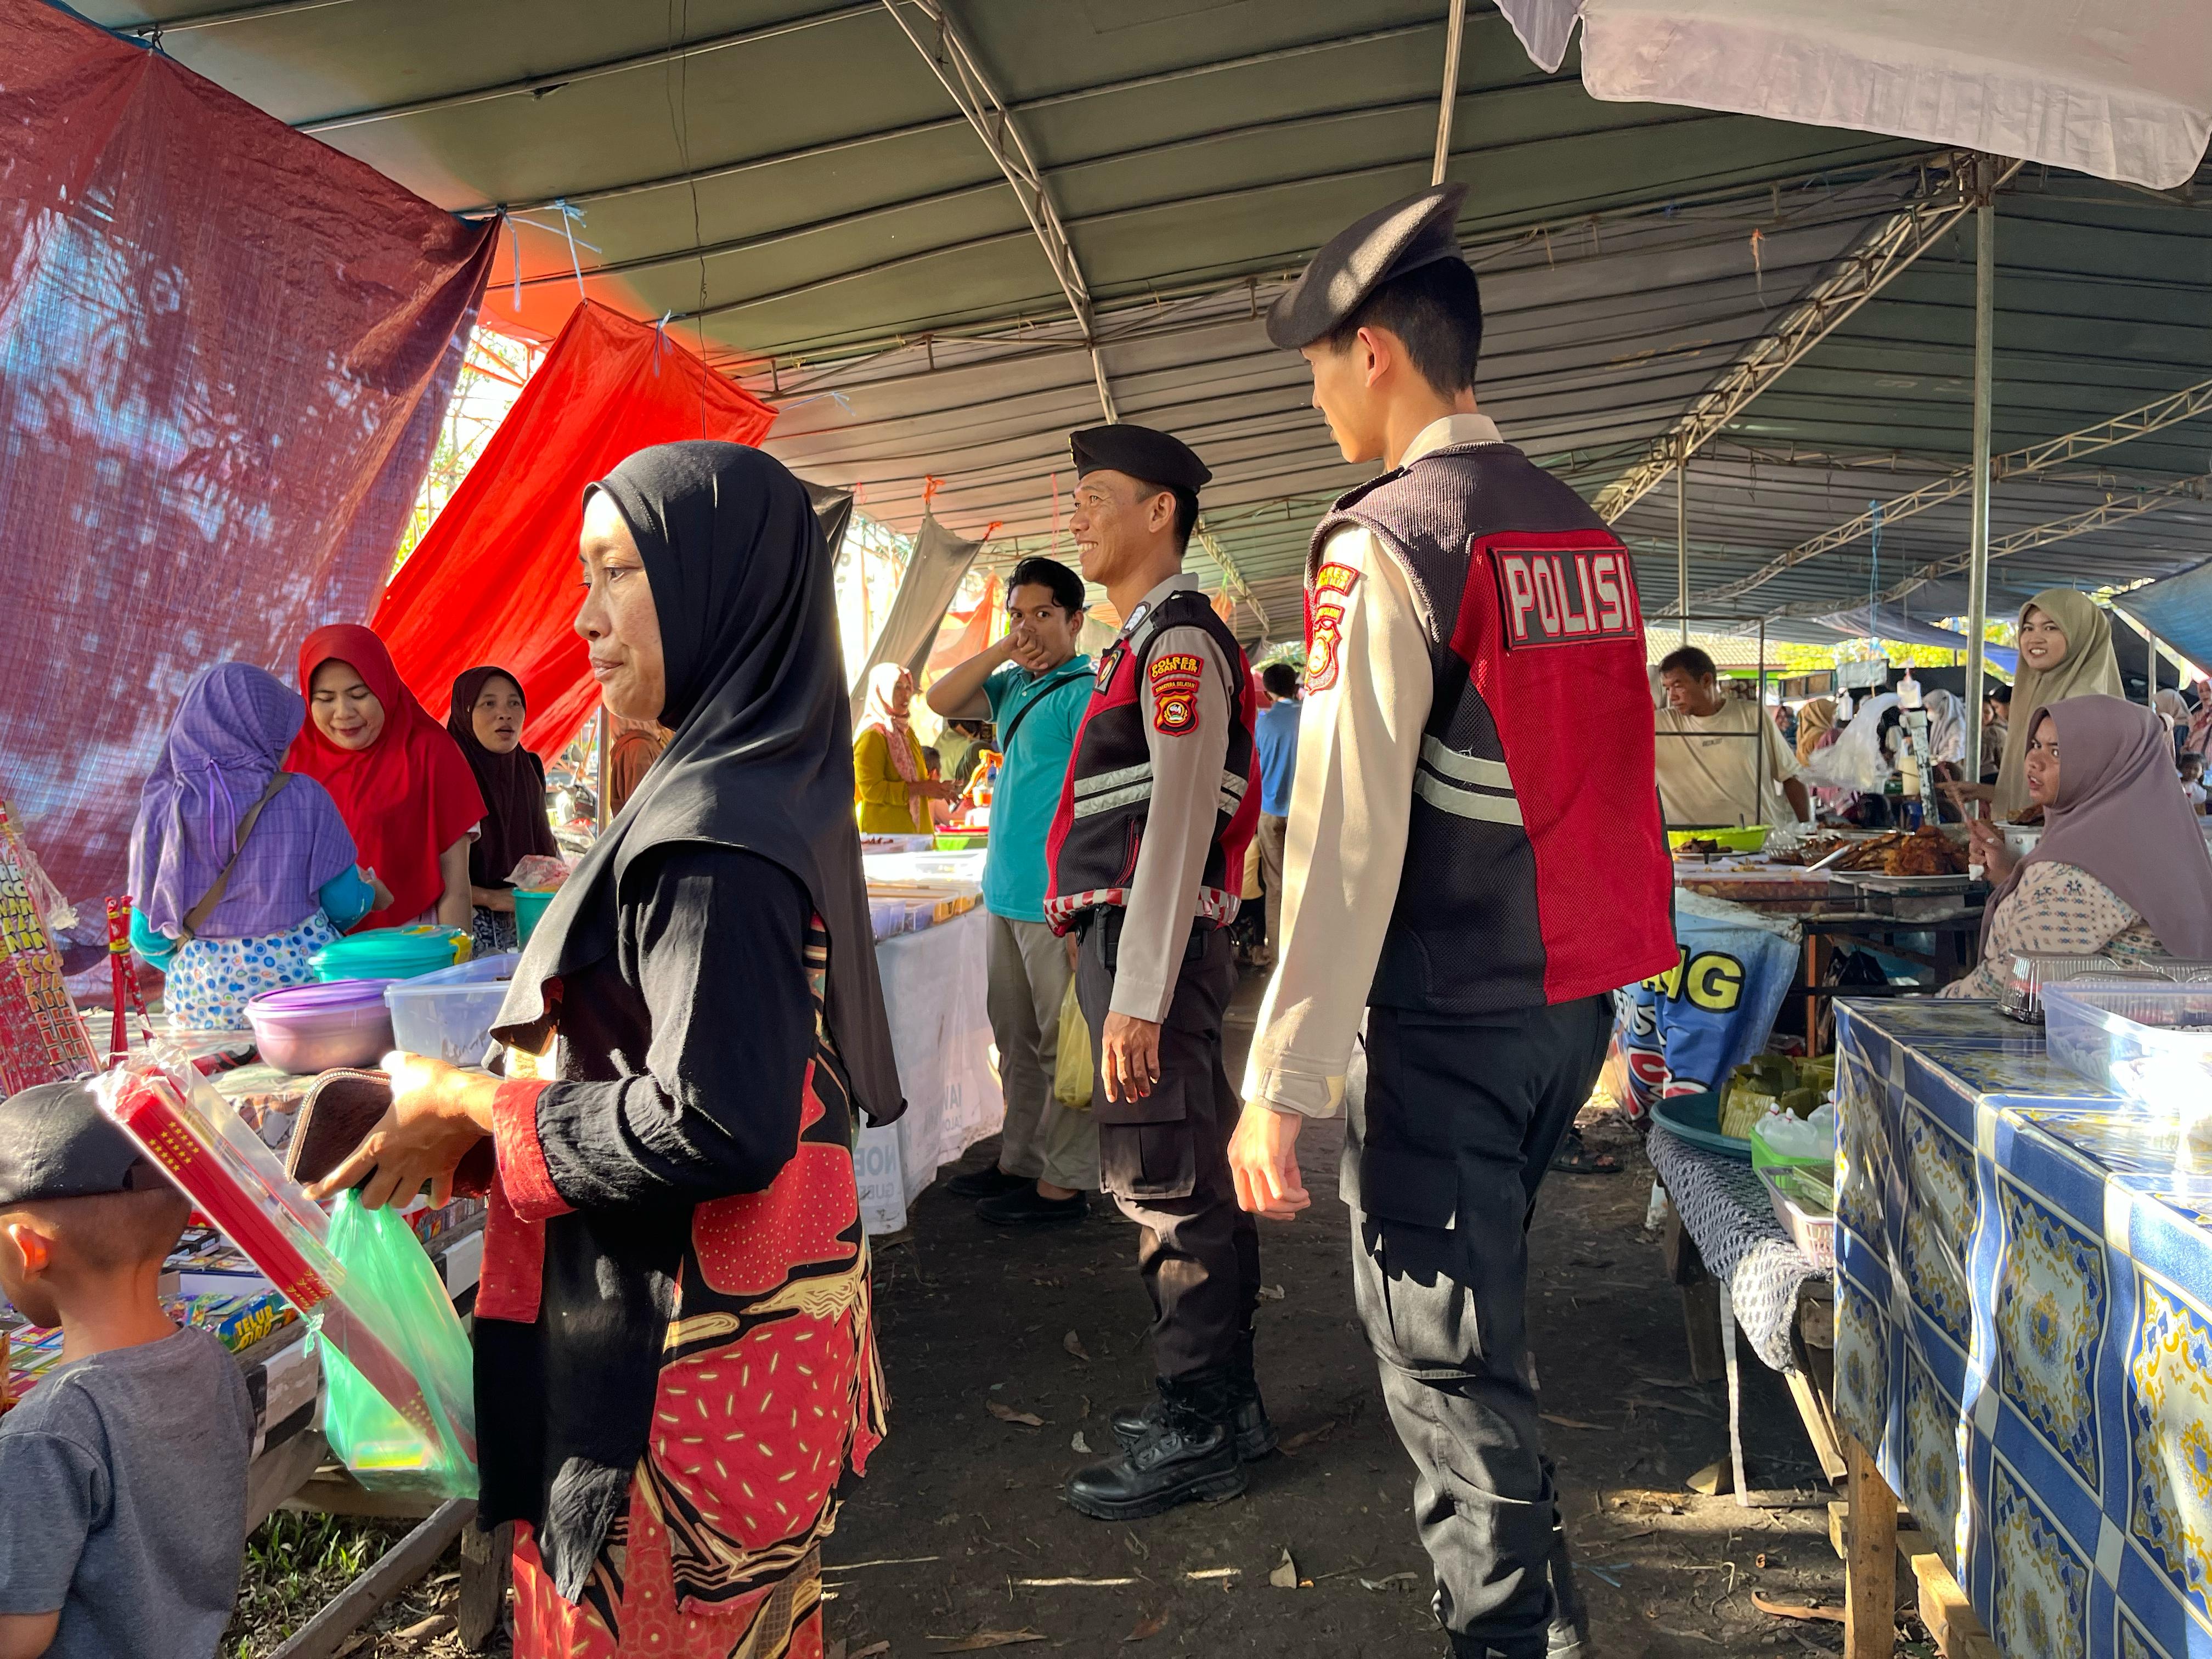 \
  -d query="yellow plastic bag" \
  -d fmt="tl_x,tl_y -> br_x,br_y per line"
1053,974 -> 1093,1109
